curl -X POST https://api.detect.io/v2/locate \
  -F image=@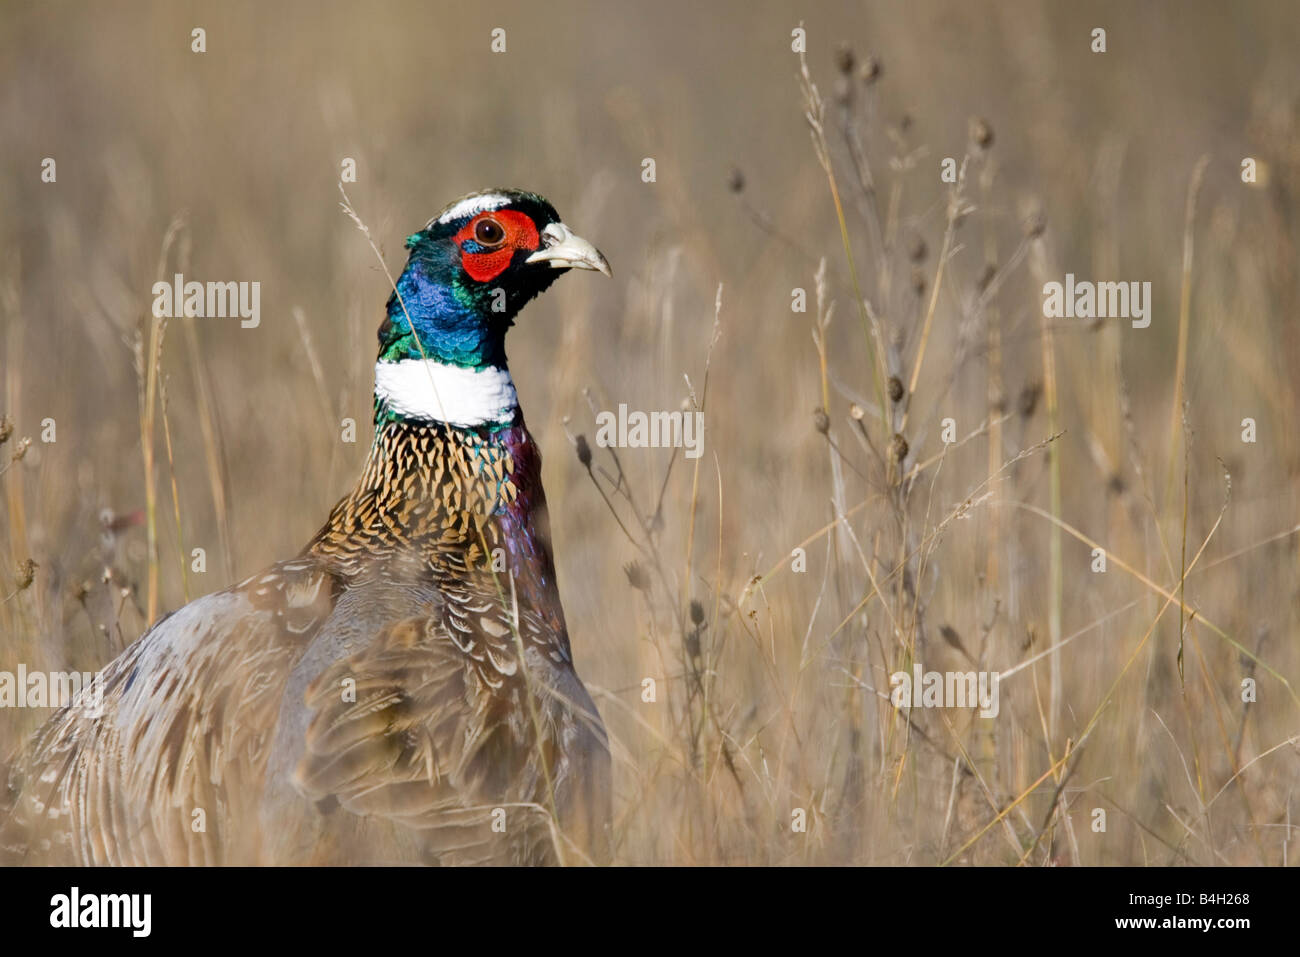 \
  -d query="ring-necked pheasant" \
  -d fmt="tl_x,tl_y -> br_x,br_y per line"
0,188 -> 612,865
